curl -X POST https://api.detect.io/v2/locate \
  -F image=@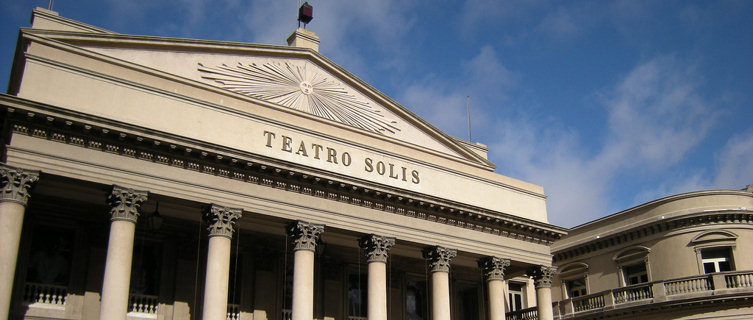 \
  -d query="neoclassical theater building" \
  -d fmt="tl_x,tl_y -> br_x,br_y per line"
0,8 -> 567,320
